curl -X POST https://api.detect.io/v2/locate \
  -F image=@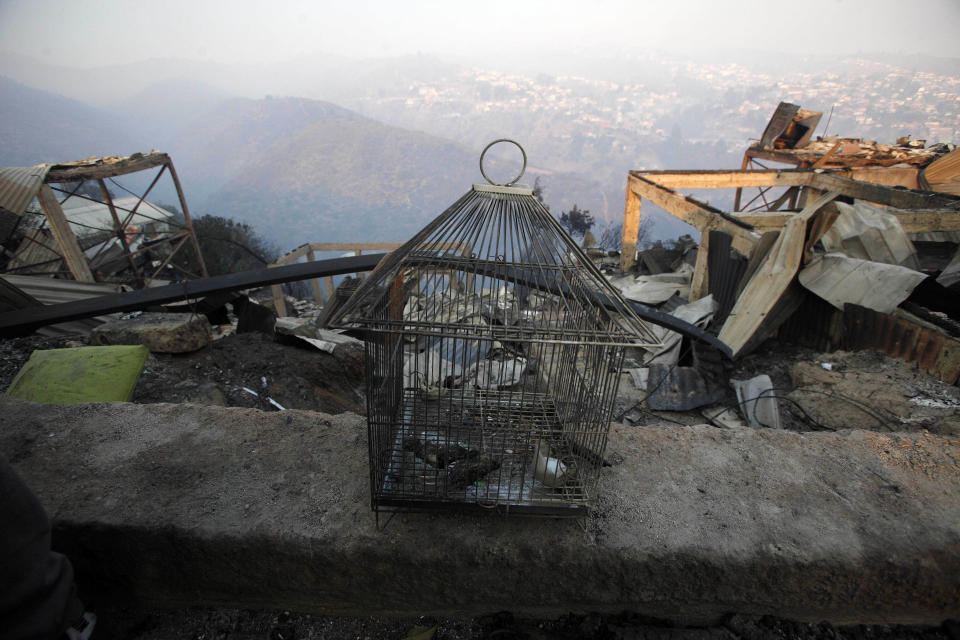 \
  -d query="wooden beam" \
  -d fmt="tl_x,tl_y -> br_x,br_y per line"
732,154 -> 752,211
620,183 -> 643,272
627,174 -> 759,255
845,166 -> 918,189
273,242 -> 404,266
810,142 -> 843,169
307,250 -> 323,304
274,243 -> 314,266
35,184 -> 95,283
689,229 -> 710,301
630,169 -> 810,190
718,191 -> 839,357
45,152 -> 170,183
736,207 -> 960,234
744,147 -> 806,167
271,284 -> 288,317
809,173 -> 960,209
